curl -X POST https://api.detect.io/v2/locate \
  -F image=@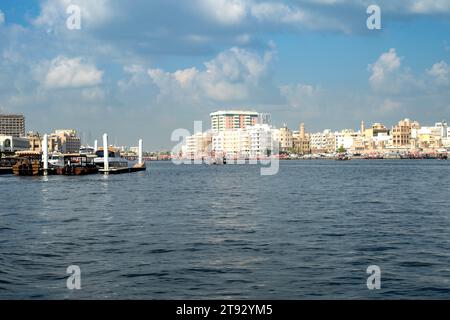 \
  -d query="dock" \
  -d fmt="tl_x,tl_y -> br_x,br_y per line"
99,163 -> 146,175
